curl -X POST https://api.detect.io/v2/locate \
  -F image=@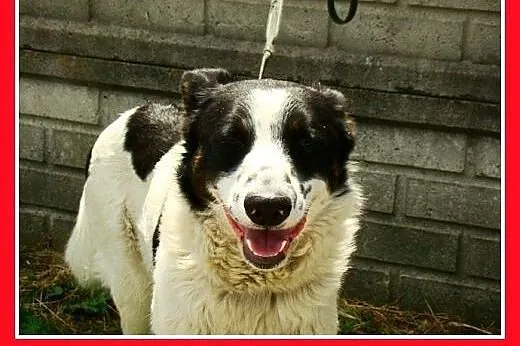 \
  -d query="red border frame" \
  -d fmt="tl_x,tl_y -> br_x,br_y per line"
8,0 -> 512,344
5,0 -> 15,343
